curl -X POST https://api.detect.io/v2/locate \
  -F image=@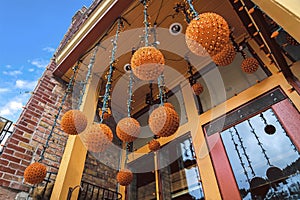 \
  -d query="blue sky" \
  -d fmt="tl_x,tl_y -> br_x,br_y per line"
0,0 -> 92,122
